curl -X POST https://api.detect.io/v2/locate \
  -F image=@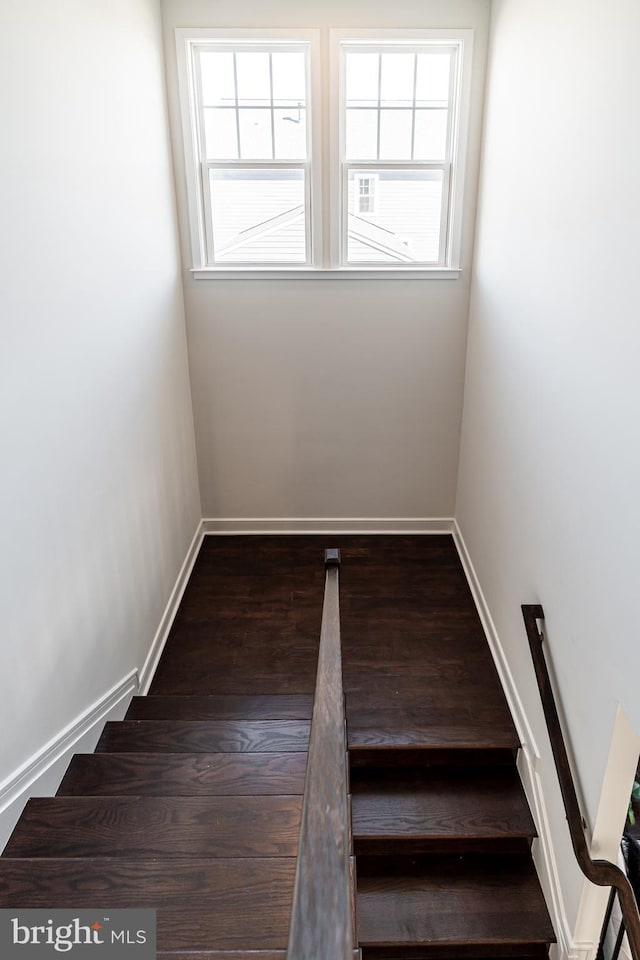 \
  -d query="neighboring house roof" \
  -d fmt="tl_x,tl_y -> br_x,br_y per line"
348,212 -> 416,263
215,204 -> 419,263
215,204 -> 306,260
